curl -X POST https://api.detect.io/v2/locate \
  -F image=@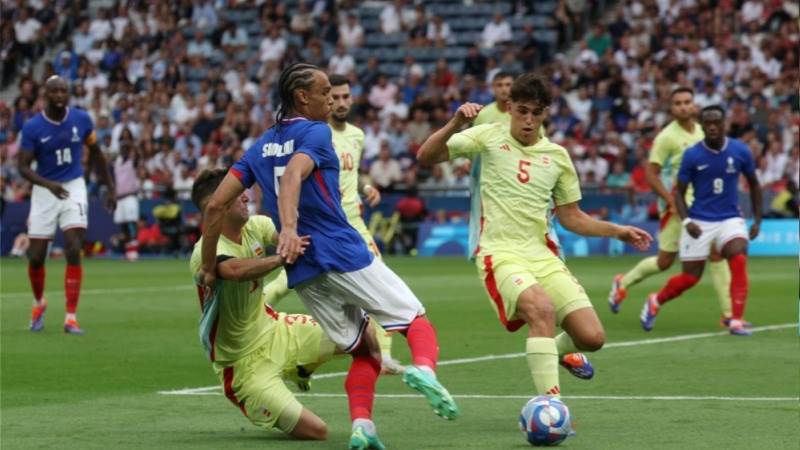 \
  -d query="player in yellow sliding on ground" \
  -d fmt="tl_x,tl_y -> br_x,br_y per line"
418,73 -> 652,401
189,169 -> 343,440
262,74 -> 403,374
607,87 -> 742,328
